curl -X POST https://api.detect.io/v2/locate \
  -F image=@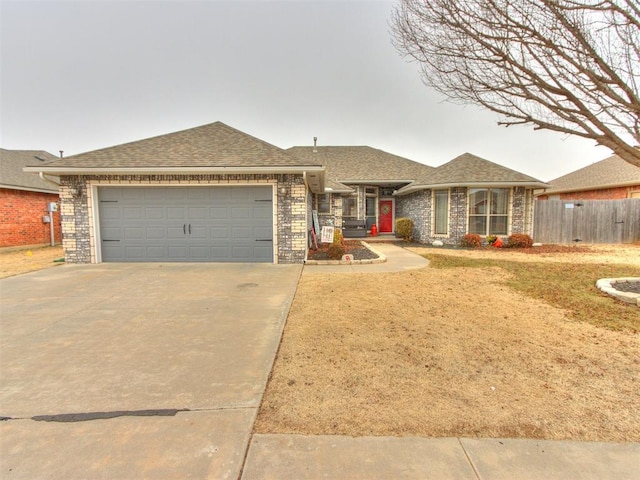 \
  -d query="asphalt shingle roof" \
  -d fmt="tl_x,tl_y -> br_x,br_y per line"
0,149 -> 59,192
287,146 -> 434,186
397,153 -> 546,193
35,122 -> 321,170
542,154 -> 640,194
